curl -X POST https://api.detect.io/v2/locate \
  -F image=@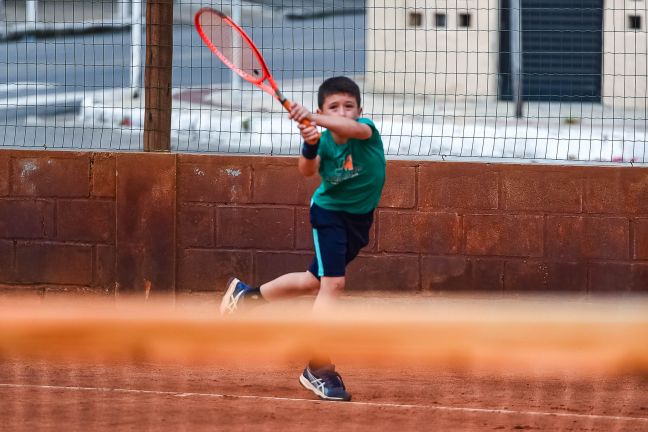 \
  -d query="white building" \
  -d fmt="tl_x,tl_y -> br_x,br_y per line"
367,0 -> 647,110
